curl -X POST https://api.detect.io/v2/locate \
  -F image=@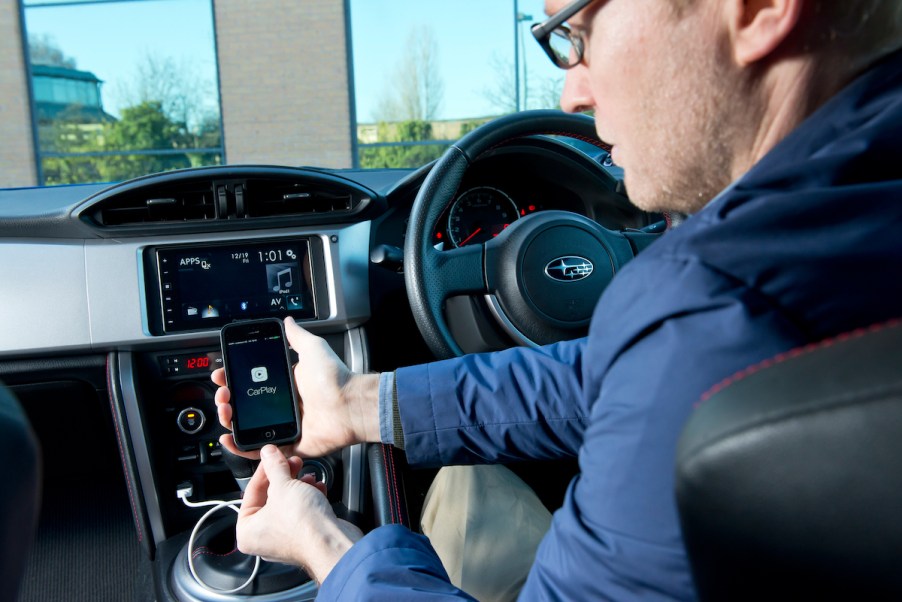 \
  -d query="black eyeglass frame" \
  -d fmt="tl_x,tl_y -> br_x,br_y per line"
531,0 -> 596,69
